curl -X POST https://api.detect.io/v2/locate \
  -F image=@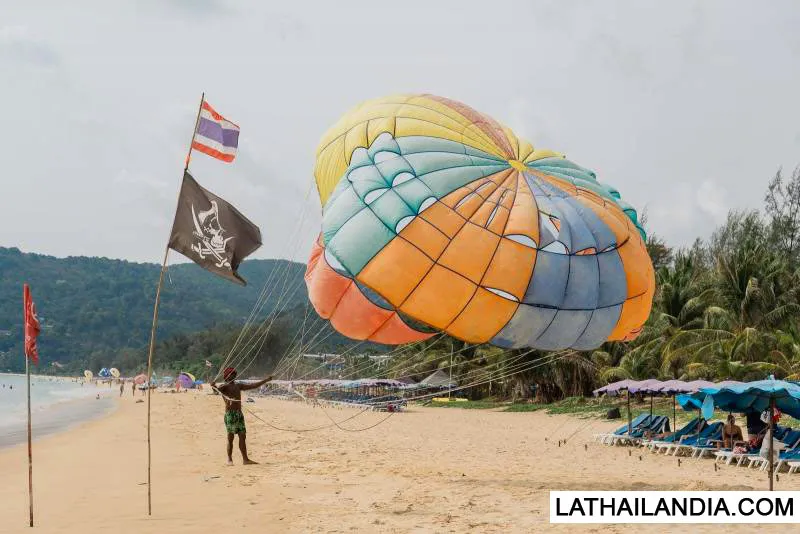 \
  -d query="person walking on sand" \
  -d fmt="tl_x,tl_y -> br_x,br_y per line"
209,368 -> 272,465
120,381 -> 125,397
131,381 -> 136,397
